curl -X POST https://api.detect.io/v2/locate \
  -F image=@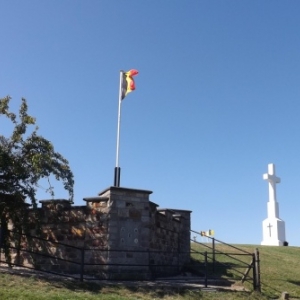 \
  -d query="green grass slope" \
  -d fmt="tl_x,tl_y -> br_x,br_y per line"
190,243 -> 300,299
0,244 -> 299,299
257,245 -> 300,298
